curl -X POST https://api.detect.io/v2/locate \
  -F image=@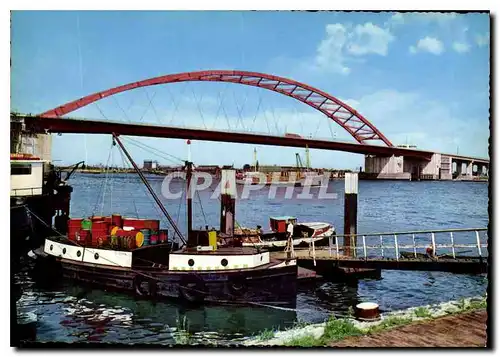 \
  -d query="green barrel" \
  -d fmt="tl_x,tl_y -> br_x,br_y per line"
81,219 -> 92,230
